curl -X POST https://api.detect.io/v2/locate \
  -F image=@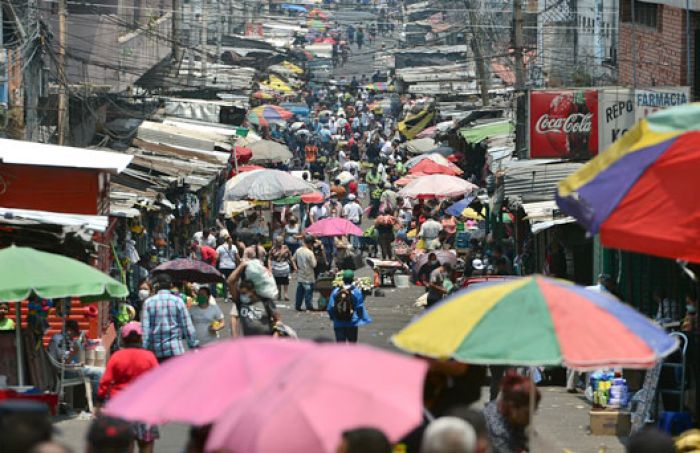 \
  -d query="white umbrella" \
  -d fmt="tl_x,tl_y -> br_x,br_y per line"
401,138 -> 437,155
248,140 -> 293,164
336,170 -> 355,185
398,175 -> 478,199
225,170 -> 316,201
